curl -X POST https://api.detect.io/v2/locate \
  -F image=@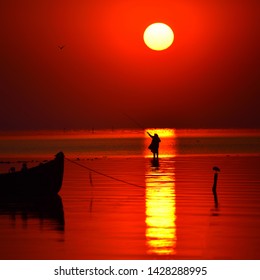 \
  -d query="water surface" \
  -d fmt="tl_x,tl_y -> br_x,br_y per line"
0,129 -> 259,259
